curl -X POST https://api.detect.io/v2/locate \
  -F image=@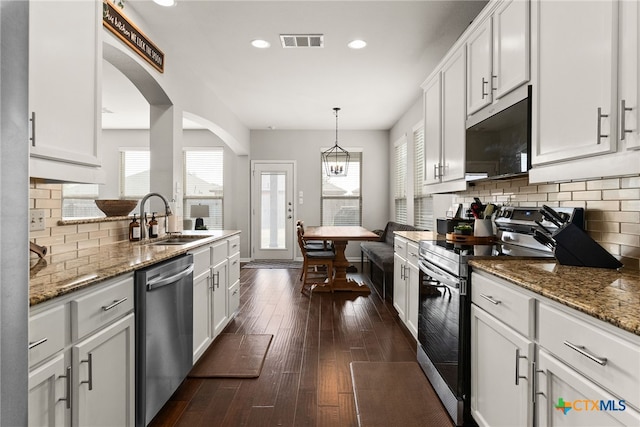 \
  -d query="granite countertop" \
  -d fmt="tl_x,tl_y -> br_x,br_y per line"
29,230 -> 240,307
394,230 -> 439,242
469,259 -> 640,336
